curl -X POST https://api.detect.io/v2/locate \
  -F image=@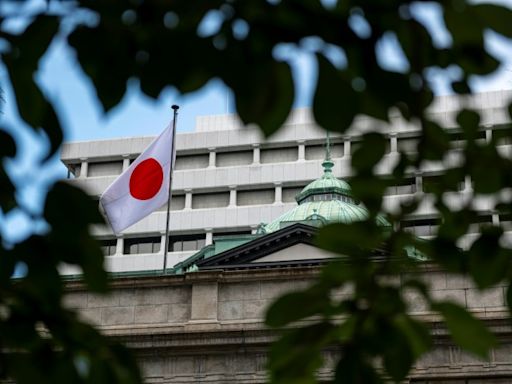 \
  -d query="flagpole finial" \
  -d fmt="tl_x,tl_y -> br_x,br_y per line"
171,104 -> 179,111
